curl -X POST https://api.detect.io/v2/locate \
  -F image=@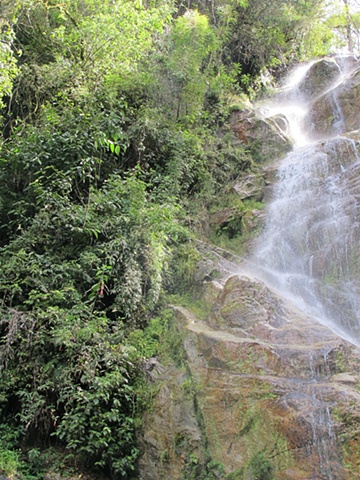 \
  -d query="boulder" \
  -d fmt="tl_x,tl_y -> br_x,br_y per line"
230,109 -> 292,163
233,173 -> 265,202
297,59 -> 341,100
334,53 -> 360,73
306,66 -> 360,139
190,240 -> 242,284
241,208 -> 266,234
209,207 -> 241,228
